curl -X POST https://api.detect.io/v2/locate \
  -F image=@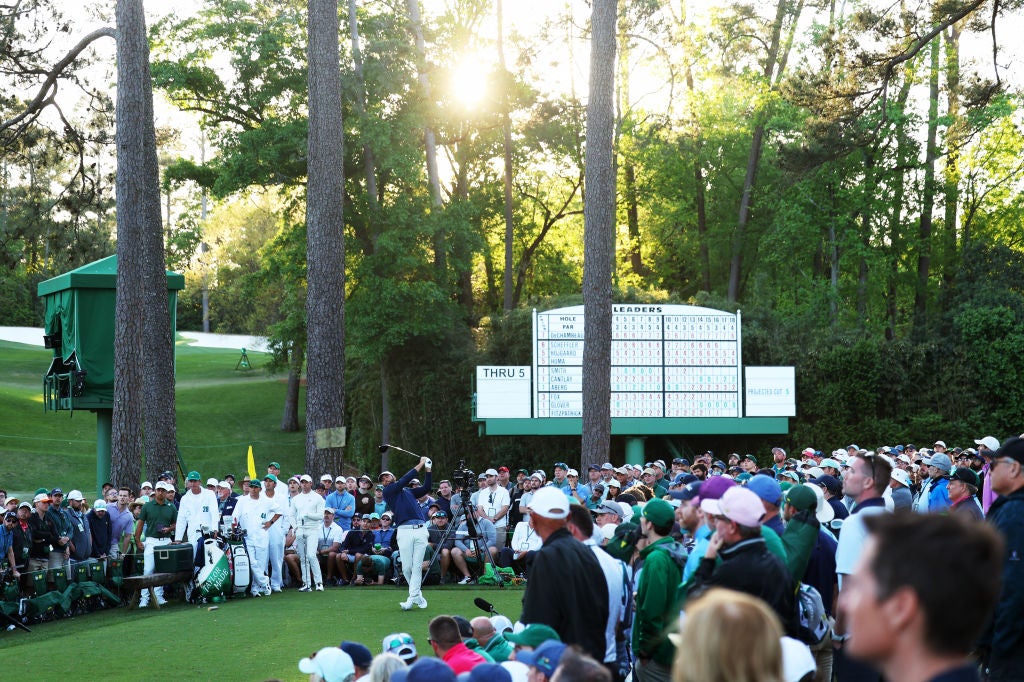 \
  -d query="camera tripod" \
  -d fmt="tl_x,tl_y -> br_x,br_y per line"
424,490 -> 505,588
